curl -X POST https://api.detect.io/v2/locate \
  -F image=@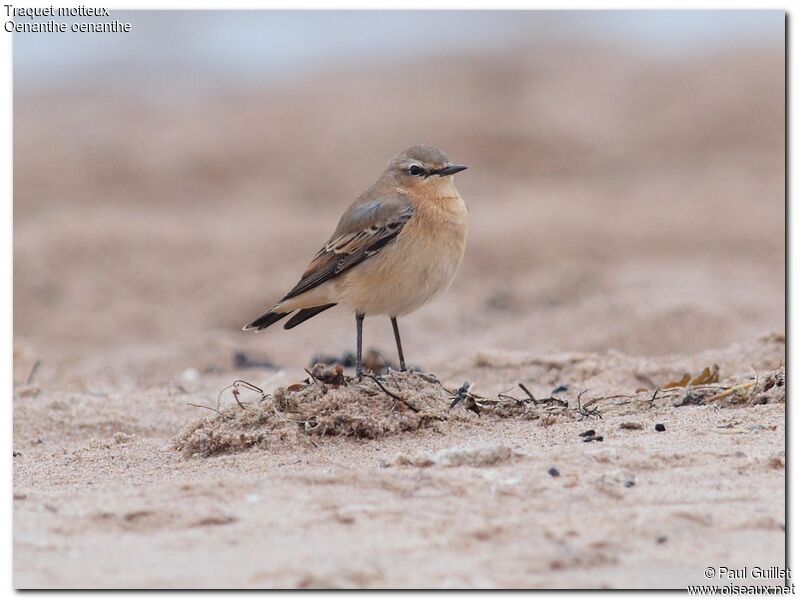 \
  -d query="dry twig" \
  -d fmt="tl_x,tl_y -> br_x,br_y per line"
368,375 -> 420,413
25,359 -> 42,386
